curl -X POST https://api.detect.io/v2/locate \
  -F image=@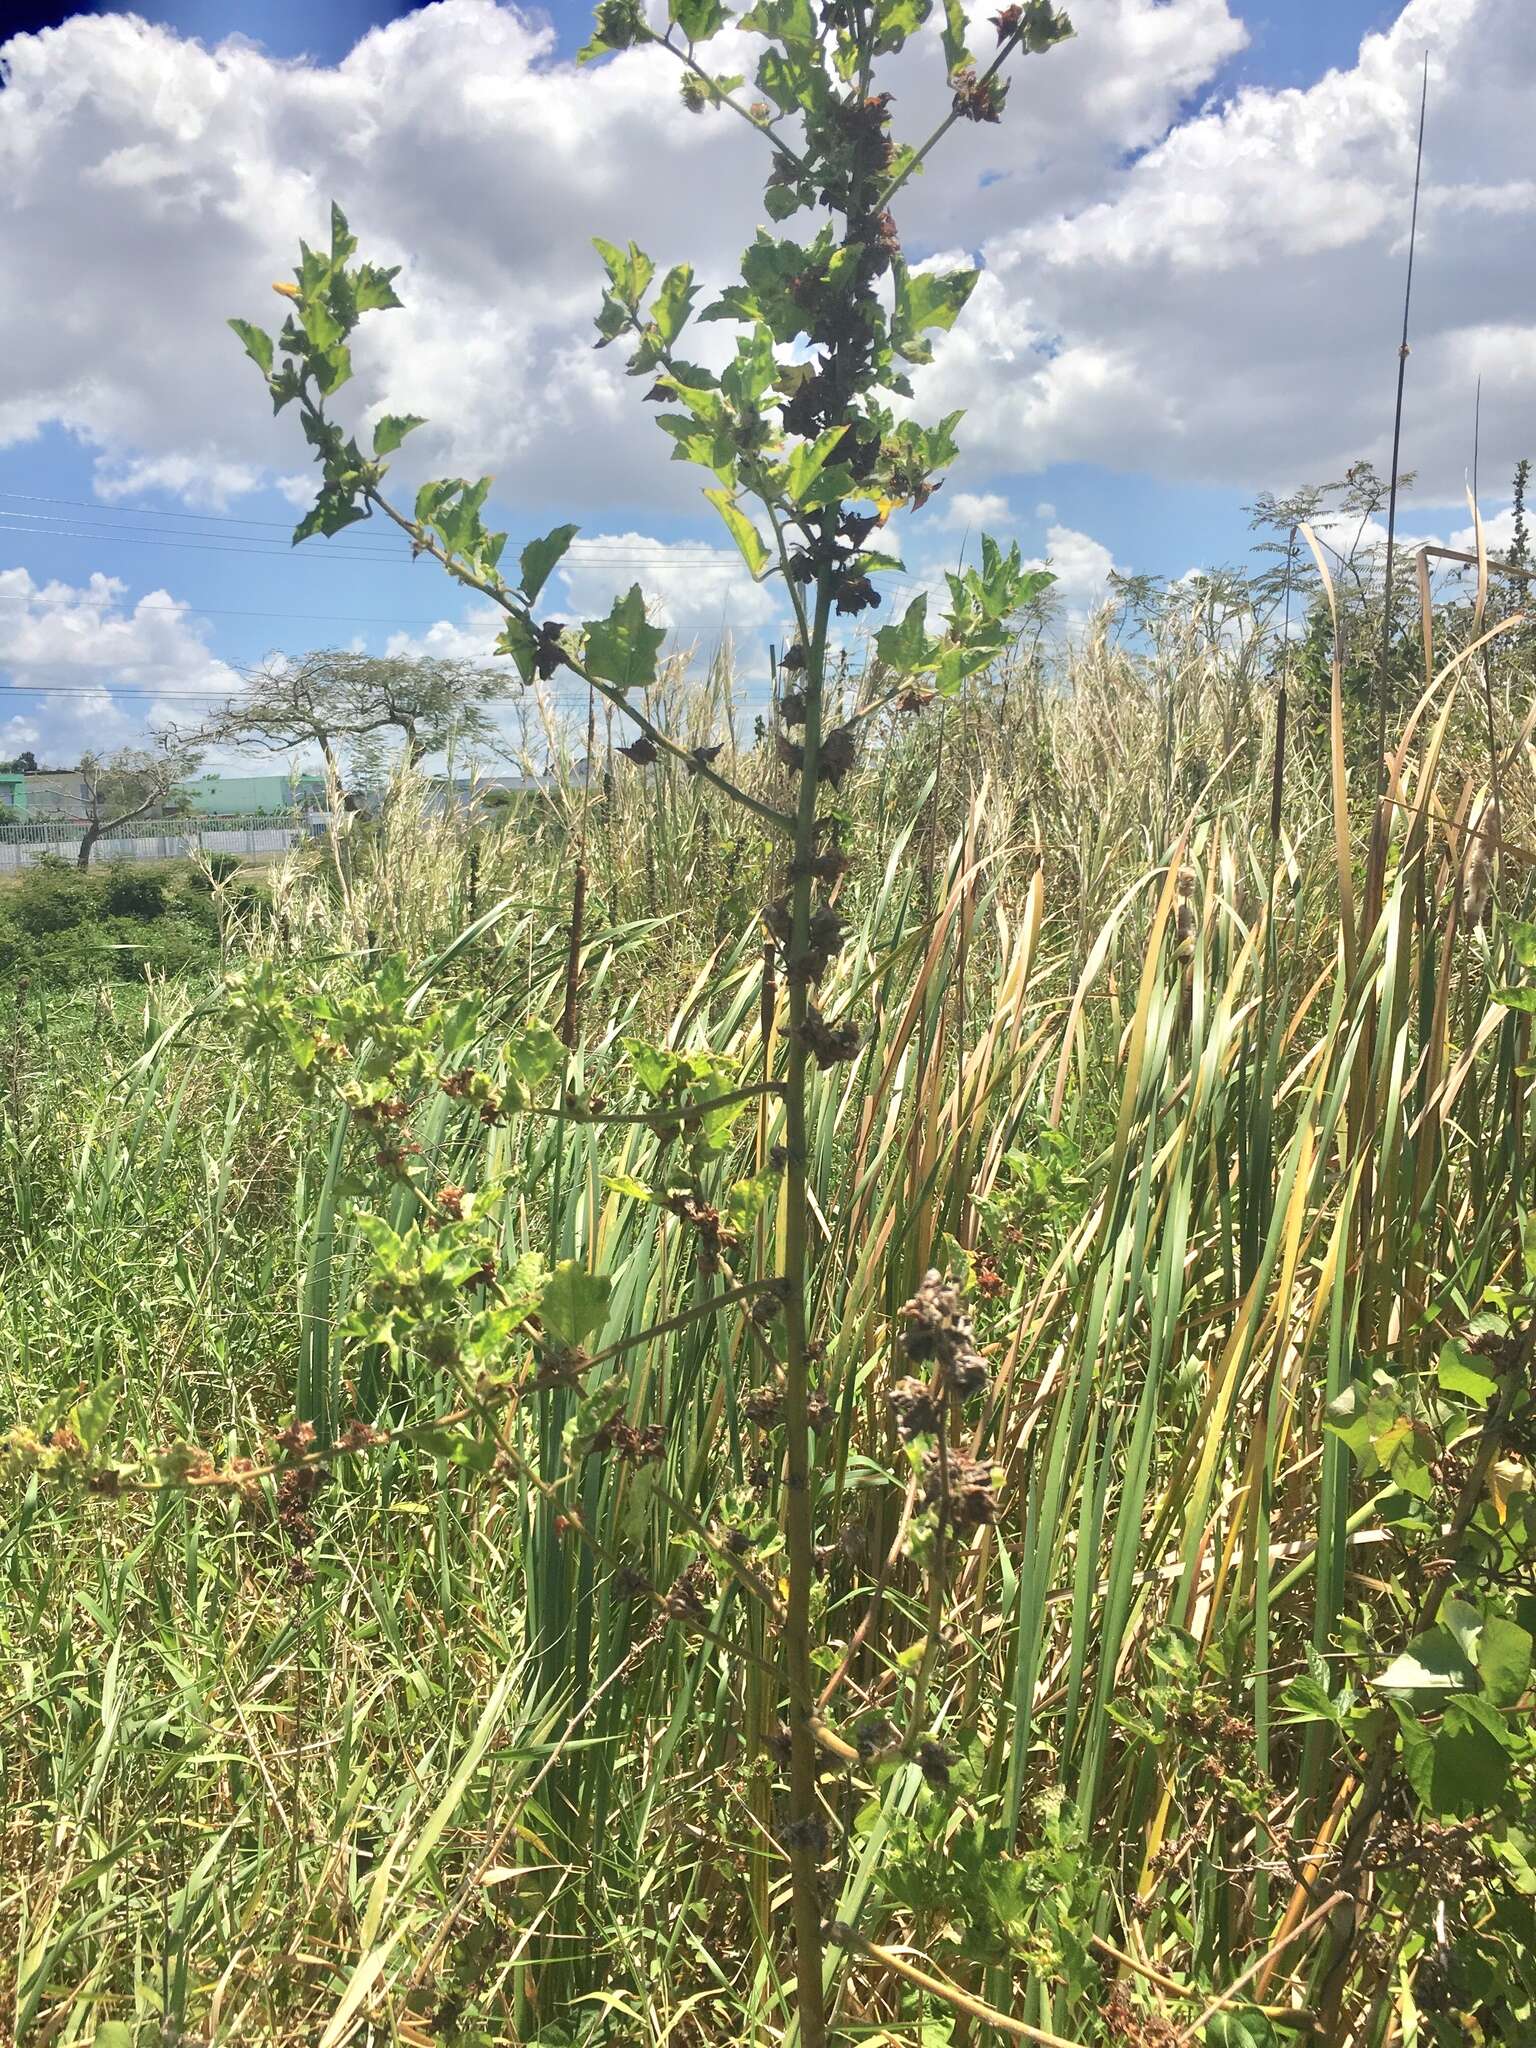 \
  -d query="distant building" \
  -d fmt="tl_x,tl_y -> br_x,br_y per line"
177,771 -> 328,815
425,774 -> 548,812
0,773 -> 25,816
18,771 -> 87,820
